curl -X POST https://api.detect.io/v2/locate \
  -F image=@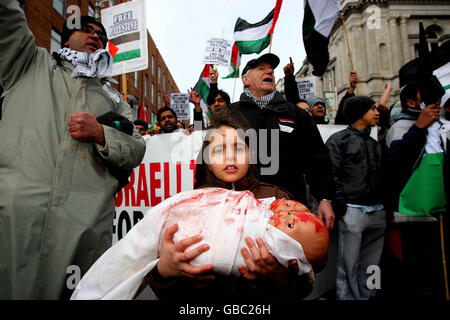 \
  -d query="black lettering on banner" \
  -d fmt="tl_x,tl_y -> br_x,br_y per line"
118,210 -> 131,240
133,210 -> 144,225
